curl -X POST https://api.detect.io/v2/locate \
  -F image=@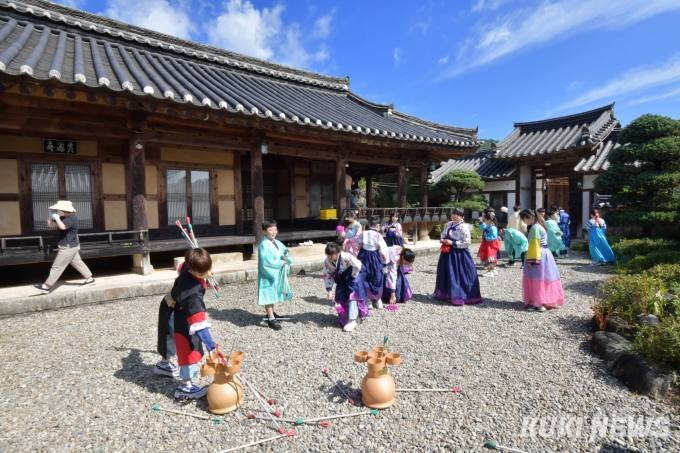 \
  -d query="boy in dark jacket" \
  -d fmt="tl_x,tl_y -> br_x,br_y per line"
170,248 -> 217,399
